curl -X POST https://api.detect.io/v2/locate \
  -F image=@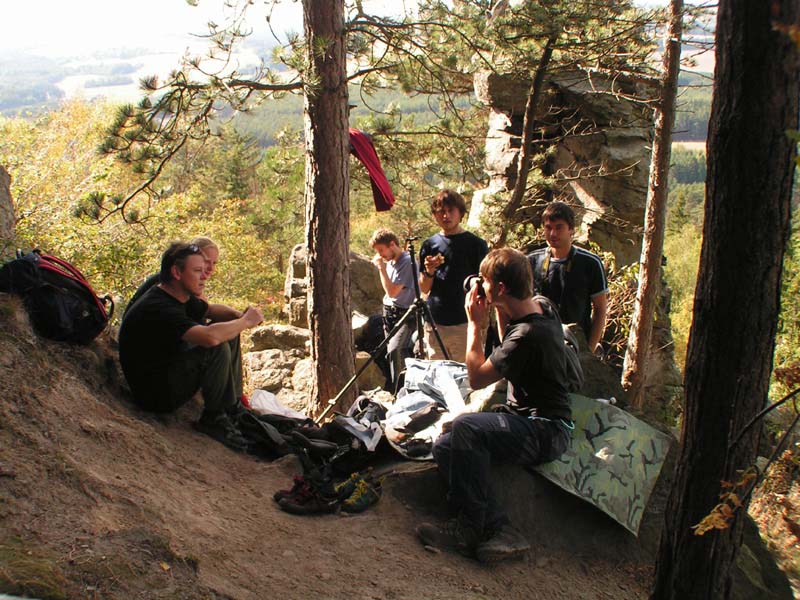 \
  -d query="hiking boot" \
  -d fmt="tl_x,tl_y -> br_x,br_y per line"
475,522 -> 531,563
415,515 -> 481,557
333,472 -> 363,501
273,475 -> 311,503
341,478 -> 382,513
278,490 -> 340,515
194,412 -> 250,453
